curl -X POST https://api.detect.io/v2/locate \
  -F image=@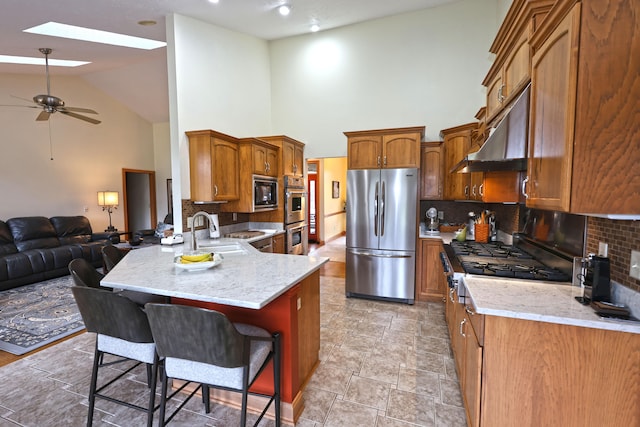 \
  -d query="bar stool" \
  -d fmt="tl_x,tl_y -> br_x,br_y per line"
71,286 -> 159,427
145,303 -> 282,427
